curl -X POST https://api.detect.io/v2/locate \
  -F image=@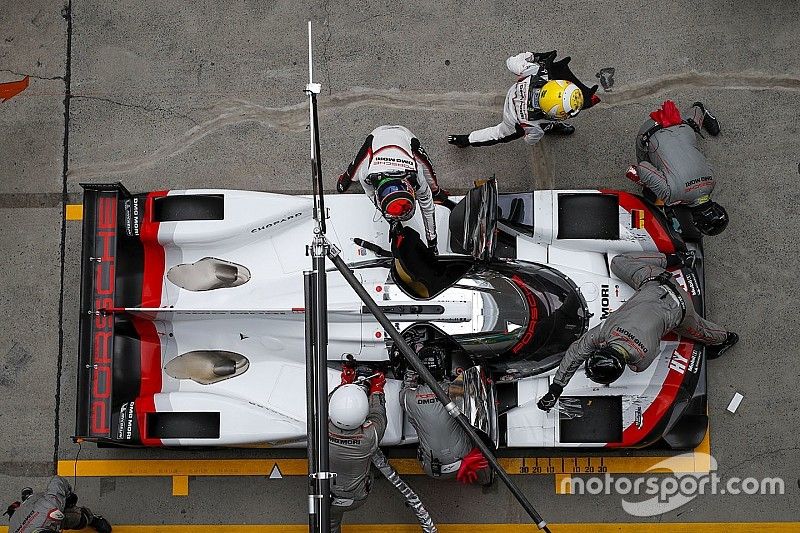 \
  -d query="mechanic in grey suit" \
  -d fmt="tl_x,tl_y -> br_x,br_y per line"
626,100 -> 729,236
401,347 -> 490,484
537,251 -> 738,411
5,476 -> 111,533
328,369 -> 387,533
